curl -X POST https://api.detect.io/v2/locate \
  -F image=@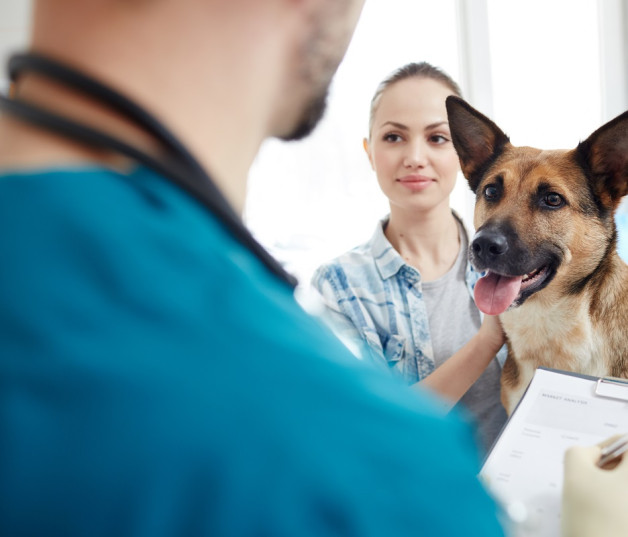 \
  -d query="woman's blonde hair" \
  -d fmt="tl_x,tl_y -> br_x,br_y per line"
368,62 -> 462,137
